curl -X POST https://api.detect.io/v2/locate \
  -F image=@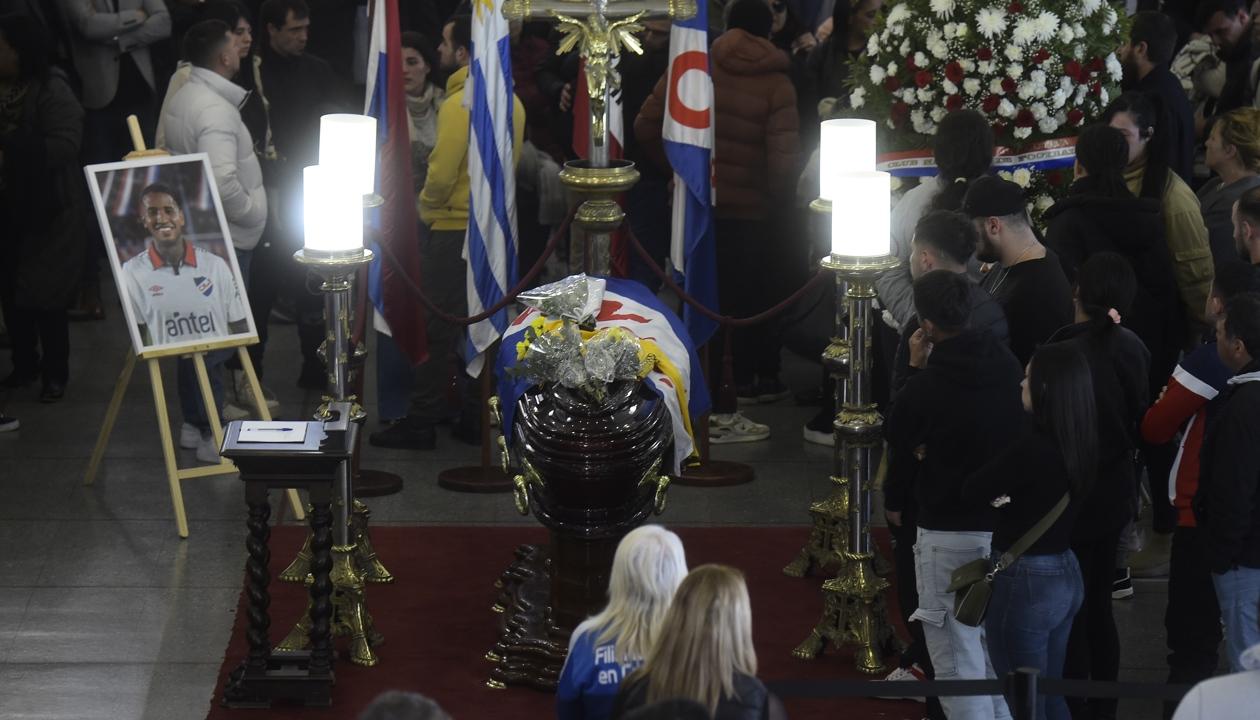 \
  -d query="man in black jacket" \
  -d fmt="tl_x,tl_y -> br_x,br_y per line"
1196,291 -> 1260,672
1120,11 -> 1195,183
884,270 -> 1024,720
1198,0 -> 1260,114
